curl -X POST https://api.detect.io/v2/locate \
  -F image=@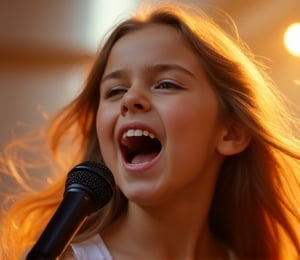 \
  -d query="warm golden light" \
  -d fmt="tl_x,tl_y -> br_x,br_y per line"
284,23 -> 300,57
